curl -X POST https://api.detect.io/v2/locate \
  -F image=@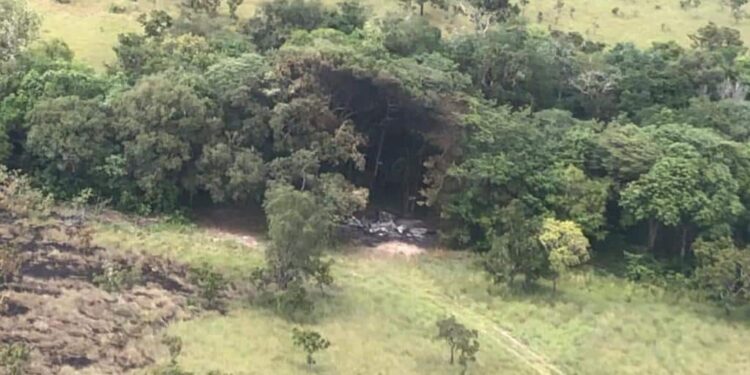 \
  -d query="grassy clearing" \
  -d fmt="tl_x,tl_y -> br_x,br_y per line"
526,0 -> 750,47
94,216 -> 750,375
